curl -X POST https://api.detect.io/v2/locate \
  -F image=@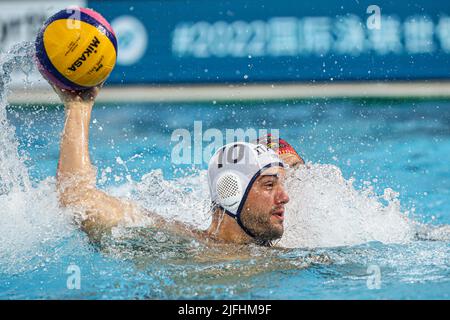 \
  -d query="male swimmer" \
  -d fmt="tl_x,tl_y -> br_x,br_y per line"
53,84 -> 290,247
